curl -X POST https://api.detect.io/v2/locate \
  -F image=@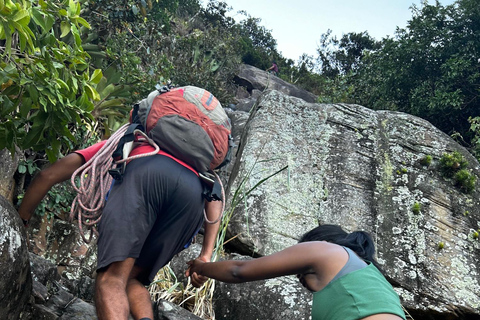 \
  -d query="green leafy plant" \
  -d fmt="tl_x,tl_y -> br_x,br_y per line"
420,155 -> 432,166
0,0 -> 103,161
438,241 -> 445,250
453,169 -> 476,194
17,180 -> 76,221
412,202 -> 421,214
469,116 -> 480,161
439,151 -> 476,193
439,151 -> 468,177
17,158 -> 39,175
